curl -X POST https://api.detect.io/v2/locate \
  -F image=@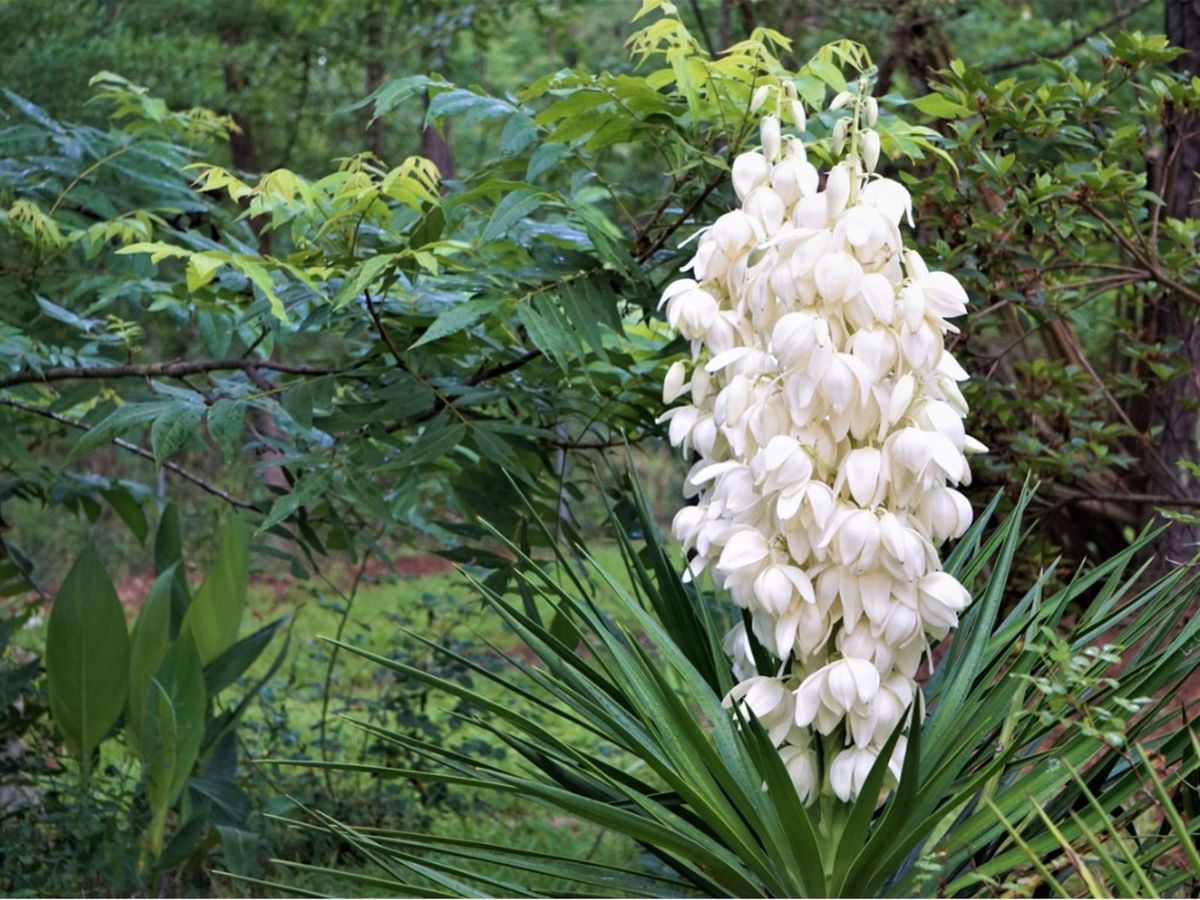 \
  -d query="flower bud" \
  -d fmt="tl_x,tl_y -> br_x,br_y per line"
861,129 -> 881,173
663,360 -> 689,403
750,84 -> 771,113
761,115 -> 782,162
832,117 -> 849,155
791,100 -> 807,132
